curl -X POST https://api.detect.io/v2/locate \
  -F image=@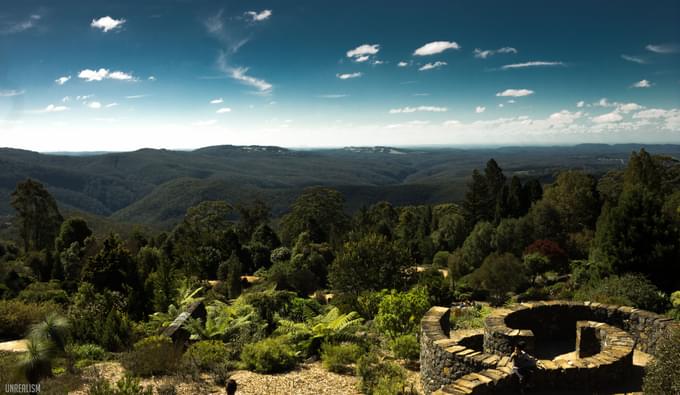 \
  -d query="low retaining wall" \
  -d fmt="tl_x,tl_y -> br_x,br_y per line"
421,300 -> 679,395
421,308 -> 502,393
